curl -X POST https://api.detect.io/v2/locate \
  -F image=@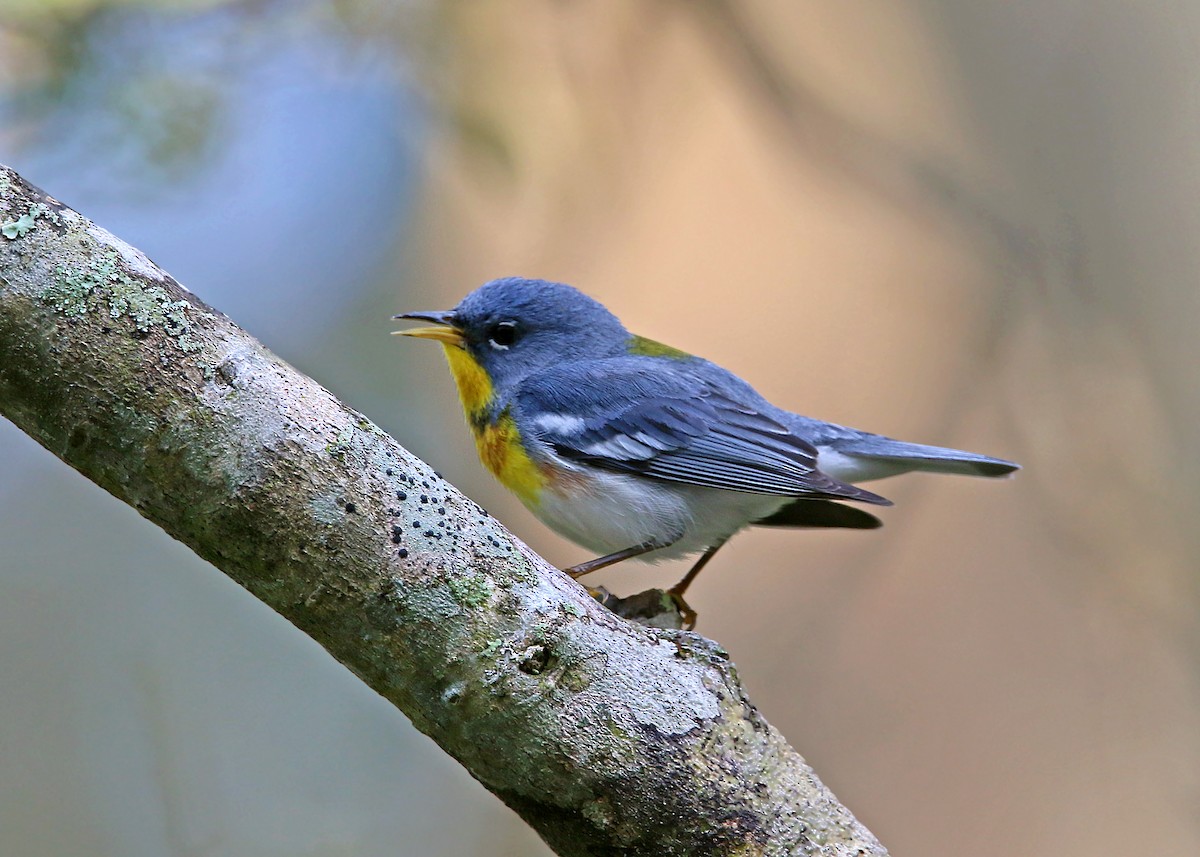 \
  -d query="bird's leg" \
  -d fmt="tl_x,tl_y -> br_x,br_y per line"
565,539 -> 673,612
564,538 -> 667,579
666,539 -> 729,630
565,536 -> 702,628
